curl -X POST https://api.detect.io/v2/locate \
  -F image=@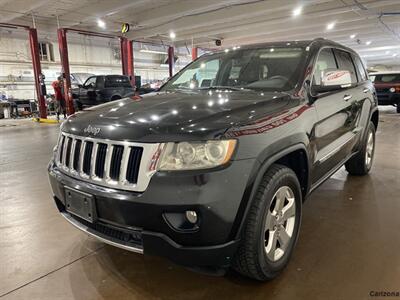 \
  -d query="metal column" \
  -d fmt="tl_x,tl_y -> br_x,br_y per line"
120,38 -> 127,75
192,47 -> 198,61
28,28 -> 47,118
57,28 -> 74,115
168,46 -> 174,78
121,38 -> 135,87
126,40 -> 134,87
